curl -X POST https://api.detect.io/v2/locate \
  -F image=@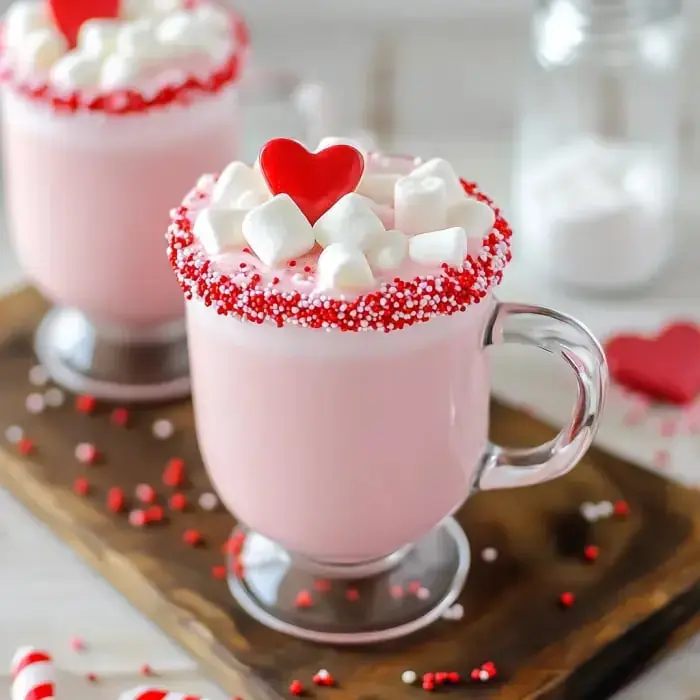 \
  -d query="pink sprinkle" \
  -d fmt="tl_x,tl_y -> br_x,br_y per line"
623,407 -> 647,426
345,588 -> 360,601
70,636 -> 86,652
75,442 -> 98,464
653,449 -> 670,470
390,584 -> 404,599
658,418 -> 679,438
129,510 -> 148,527
408,580 -> 421,594
152,419 -> 175,440
198,492 -> 219,511
25,393 -> 45,414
